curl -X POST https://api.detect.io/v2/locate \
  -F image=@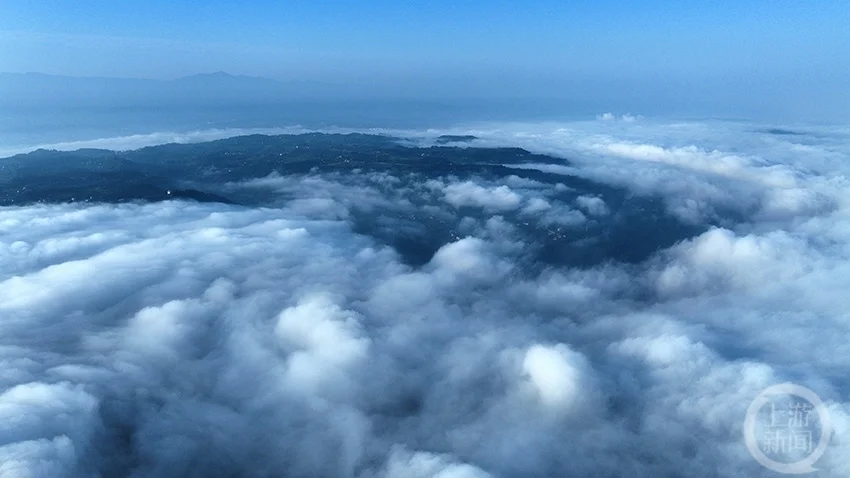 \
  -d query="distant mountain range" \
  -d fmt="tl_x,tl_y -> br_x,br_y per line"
169,71 -> 331,91
0,71 -> 354,107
